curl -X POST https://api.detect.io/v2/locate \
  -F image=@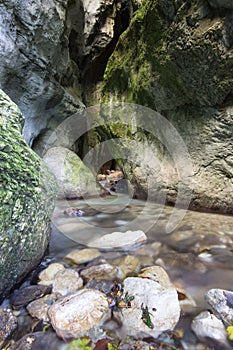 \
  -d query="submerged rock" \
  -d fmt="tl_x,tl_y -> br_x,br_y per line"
88,230 -> 147,250
48,289 -> 110,338
43,146 -> 107,199
52,268 -> 83,296
38,263 -> 65,286
80,263 -> 118,281
64,248 -> 101,265
27,293 -> 58,322
119,277 -> 180,338
0,89 -> 57,302
115,255 -> 141,279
